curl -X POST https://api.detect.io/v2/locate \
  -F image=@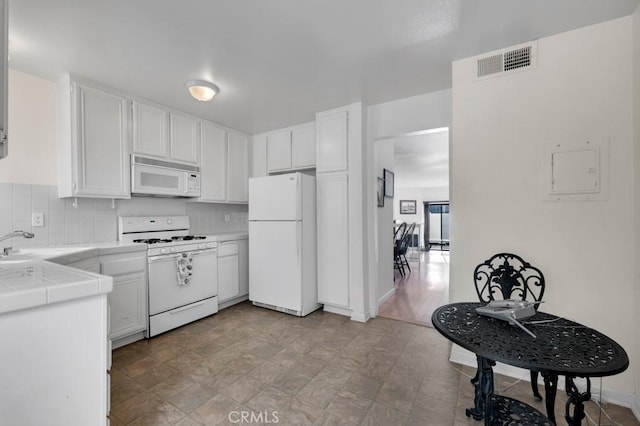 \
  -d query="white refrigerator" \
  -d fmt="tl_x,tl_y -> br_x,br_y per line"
248,173 -> 320,316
